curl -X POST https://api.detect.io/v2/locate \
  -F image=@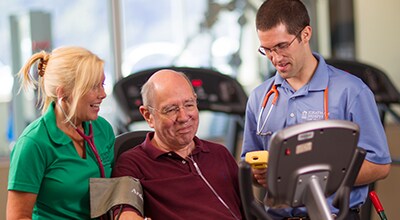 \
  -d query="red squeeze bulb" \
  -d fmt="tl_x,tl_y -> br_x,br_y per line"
369,191 -> 388,220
